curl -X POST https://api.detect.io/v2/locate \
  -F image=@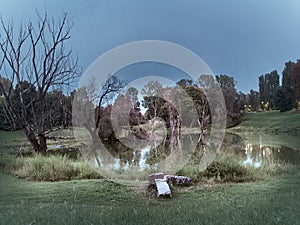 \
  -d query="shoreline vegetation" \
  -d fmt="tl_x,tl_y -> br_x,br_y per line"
0,110 -> 299,182
0,110 -> 300,224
